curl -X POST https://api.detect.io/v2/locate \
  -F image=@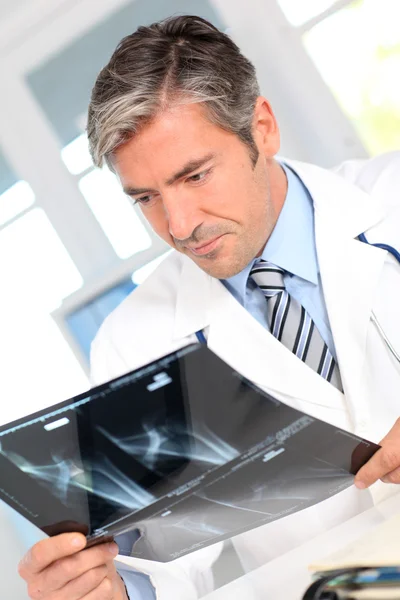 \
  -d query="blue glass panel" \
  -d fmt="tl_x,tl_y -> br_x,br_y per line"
66,279 -> 136,361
